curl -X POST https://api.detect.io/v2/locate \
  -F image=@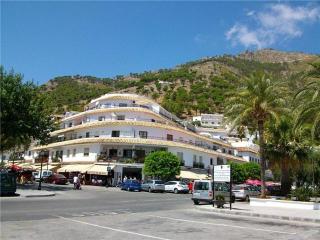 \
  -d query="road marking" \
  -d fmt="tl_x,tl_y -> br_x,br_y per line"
53,215 -> 173,240
146,215 -> 297,235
